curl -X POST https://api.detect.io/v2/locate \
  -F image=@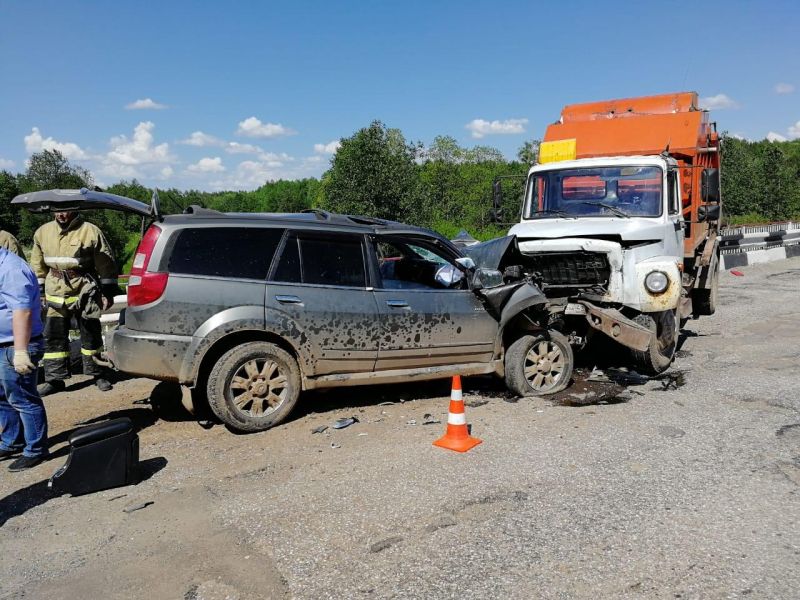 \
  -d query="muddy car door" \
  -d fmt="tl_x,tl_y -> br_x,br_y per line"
370,234 -> 498,370
266,230 -> 381,376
